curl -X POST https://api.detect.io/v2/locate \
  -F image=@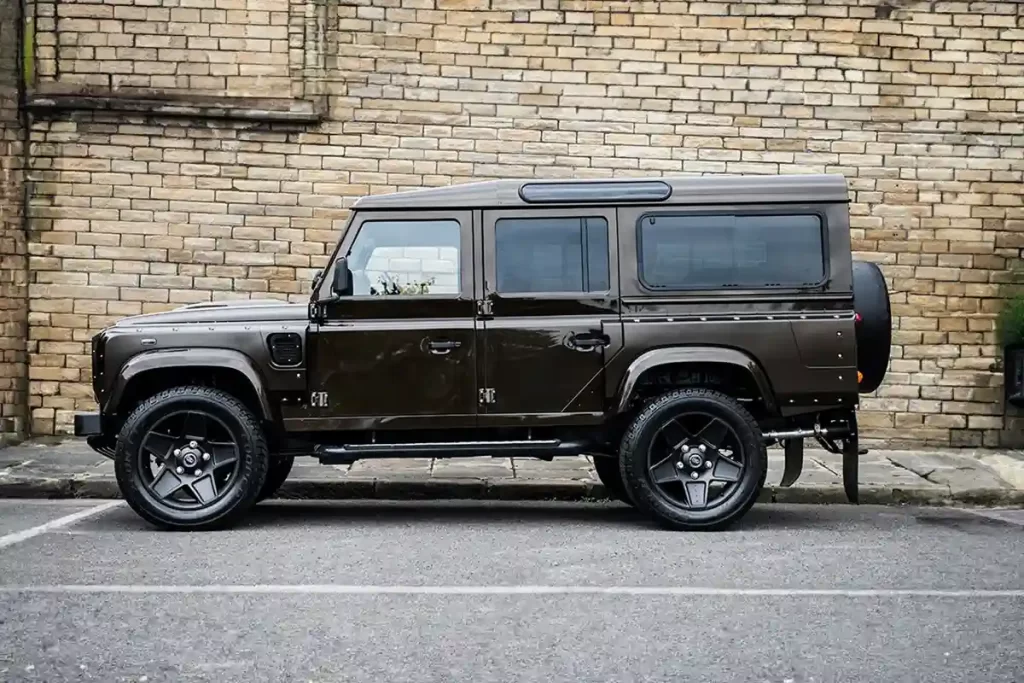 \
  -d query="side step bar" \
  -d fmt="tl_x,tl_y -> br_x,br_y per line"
317,439 -> 589,465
